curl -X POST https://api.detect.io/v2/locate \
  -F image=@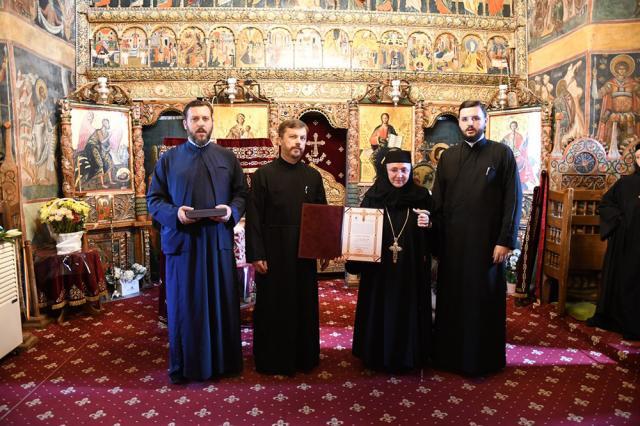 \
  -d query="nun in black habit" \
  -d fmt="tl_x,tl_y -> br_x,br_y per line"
587,144 -> 640,340
346,148 -> 434,373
